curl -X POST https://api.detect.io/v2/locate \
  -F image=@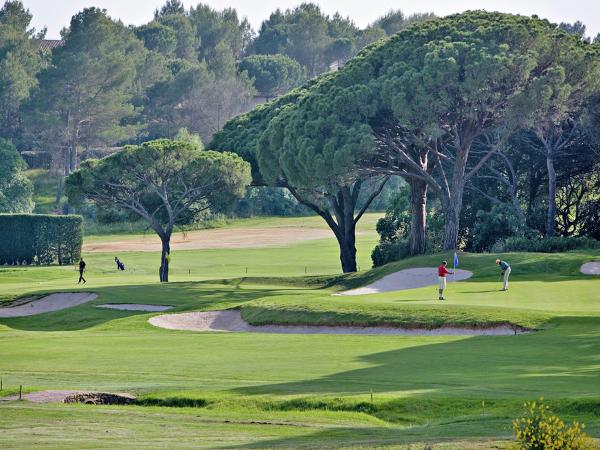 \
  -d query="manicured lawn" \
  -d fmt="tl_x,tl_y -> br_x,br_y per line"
1,217 -> 599,448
